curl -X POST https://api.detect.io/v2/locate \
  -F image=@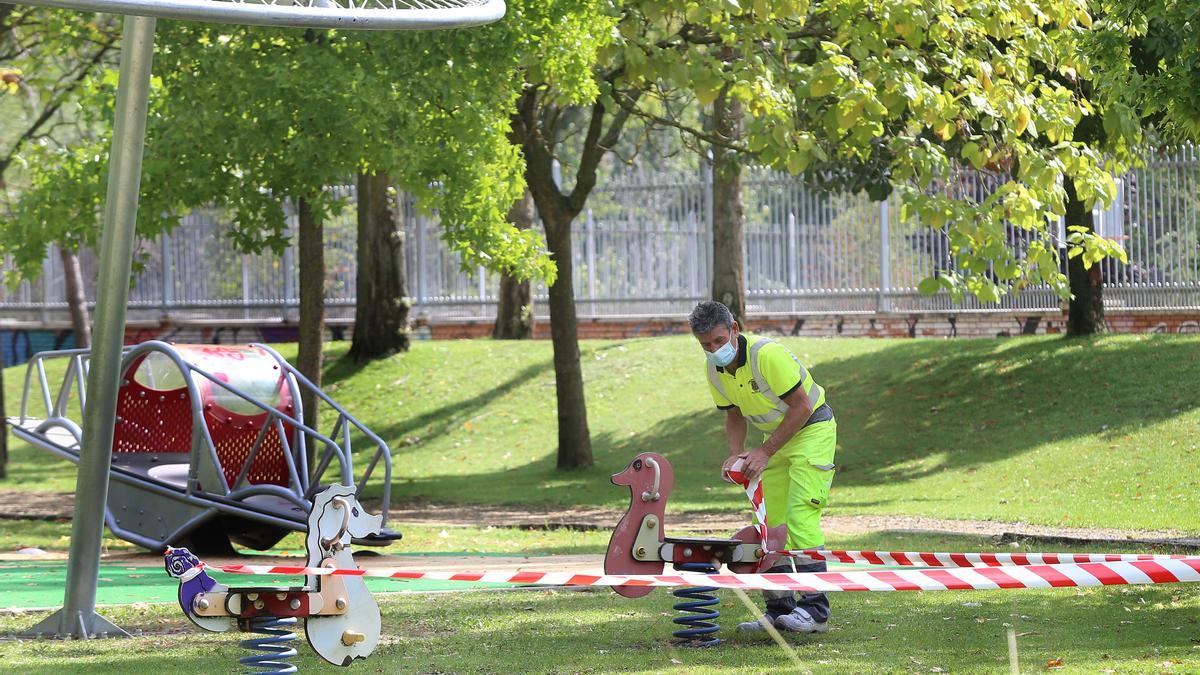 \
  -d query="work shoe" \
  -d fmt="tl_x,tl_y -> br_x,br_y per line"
774,608 -> 829,634
736,614 -> 777,632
